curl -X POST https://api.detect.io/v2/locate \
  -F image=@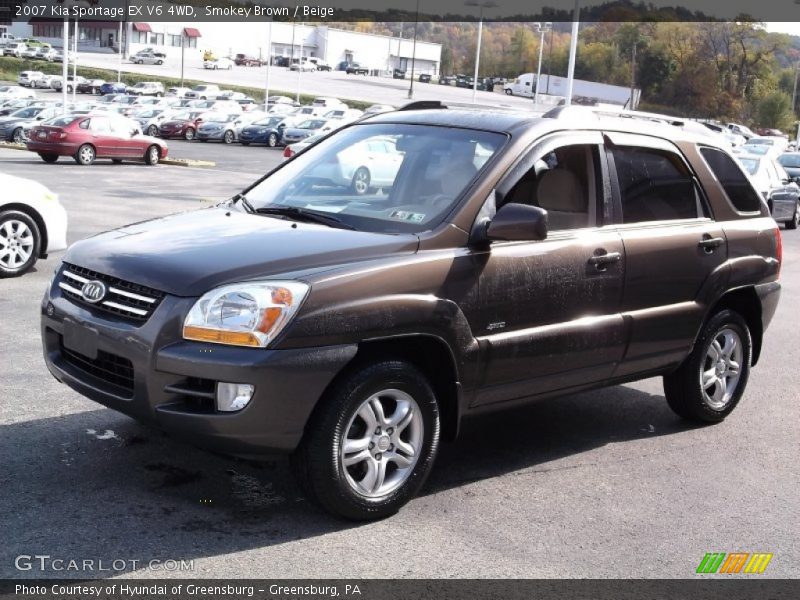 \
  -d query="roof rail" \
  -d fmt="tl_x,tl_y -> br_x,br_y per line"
543,105 -> 687,127
398,100 -> 446,111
